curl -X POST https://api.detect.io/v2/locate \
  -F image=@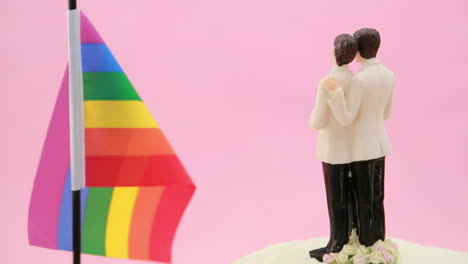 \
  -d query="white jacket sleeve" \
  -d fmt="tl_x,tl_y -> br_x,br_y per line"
327,77 -> 363,127
309,85 -> 329,130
